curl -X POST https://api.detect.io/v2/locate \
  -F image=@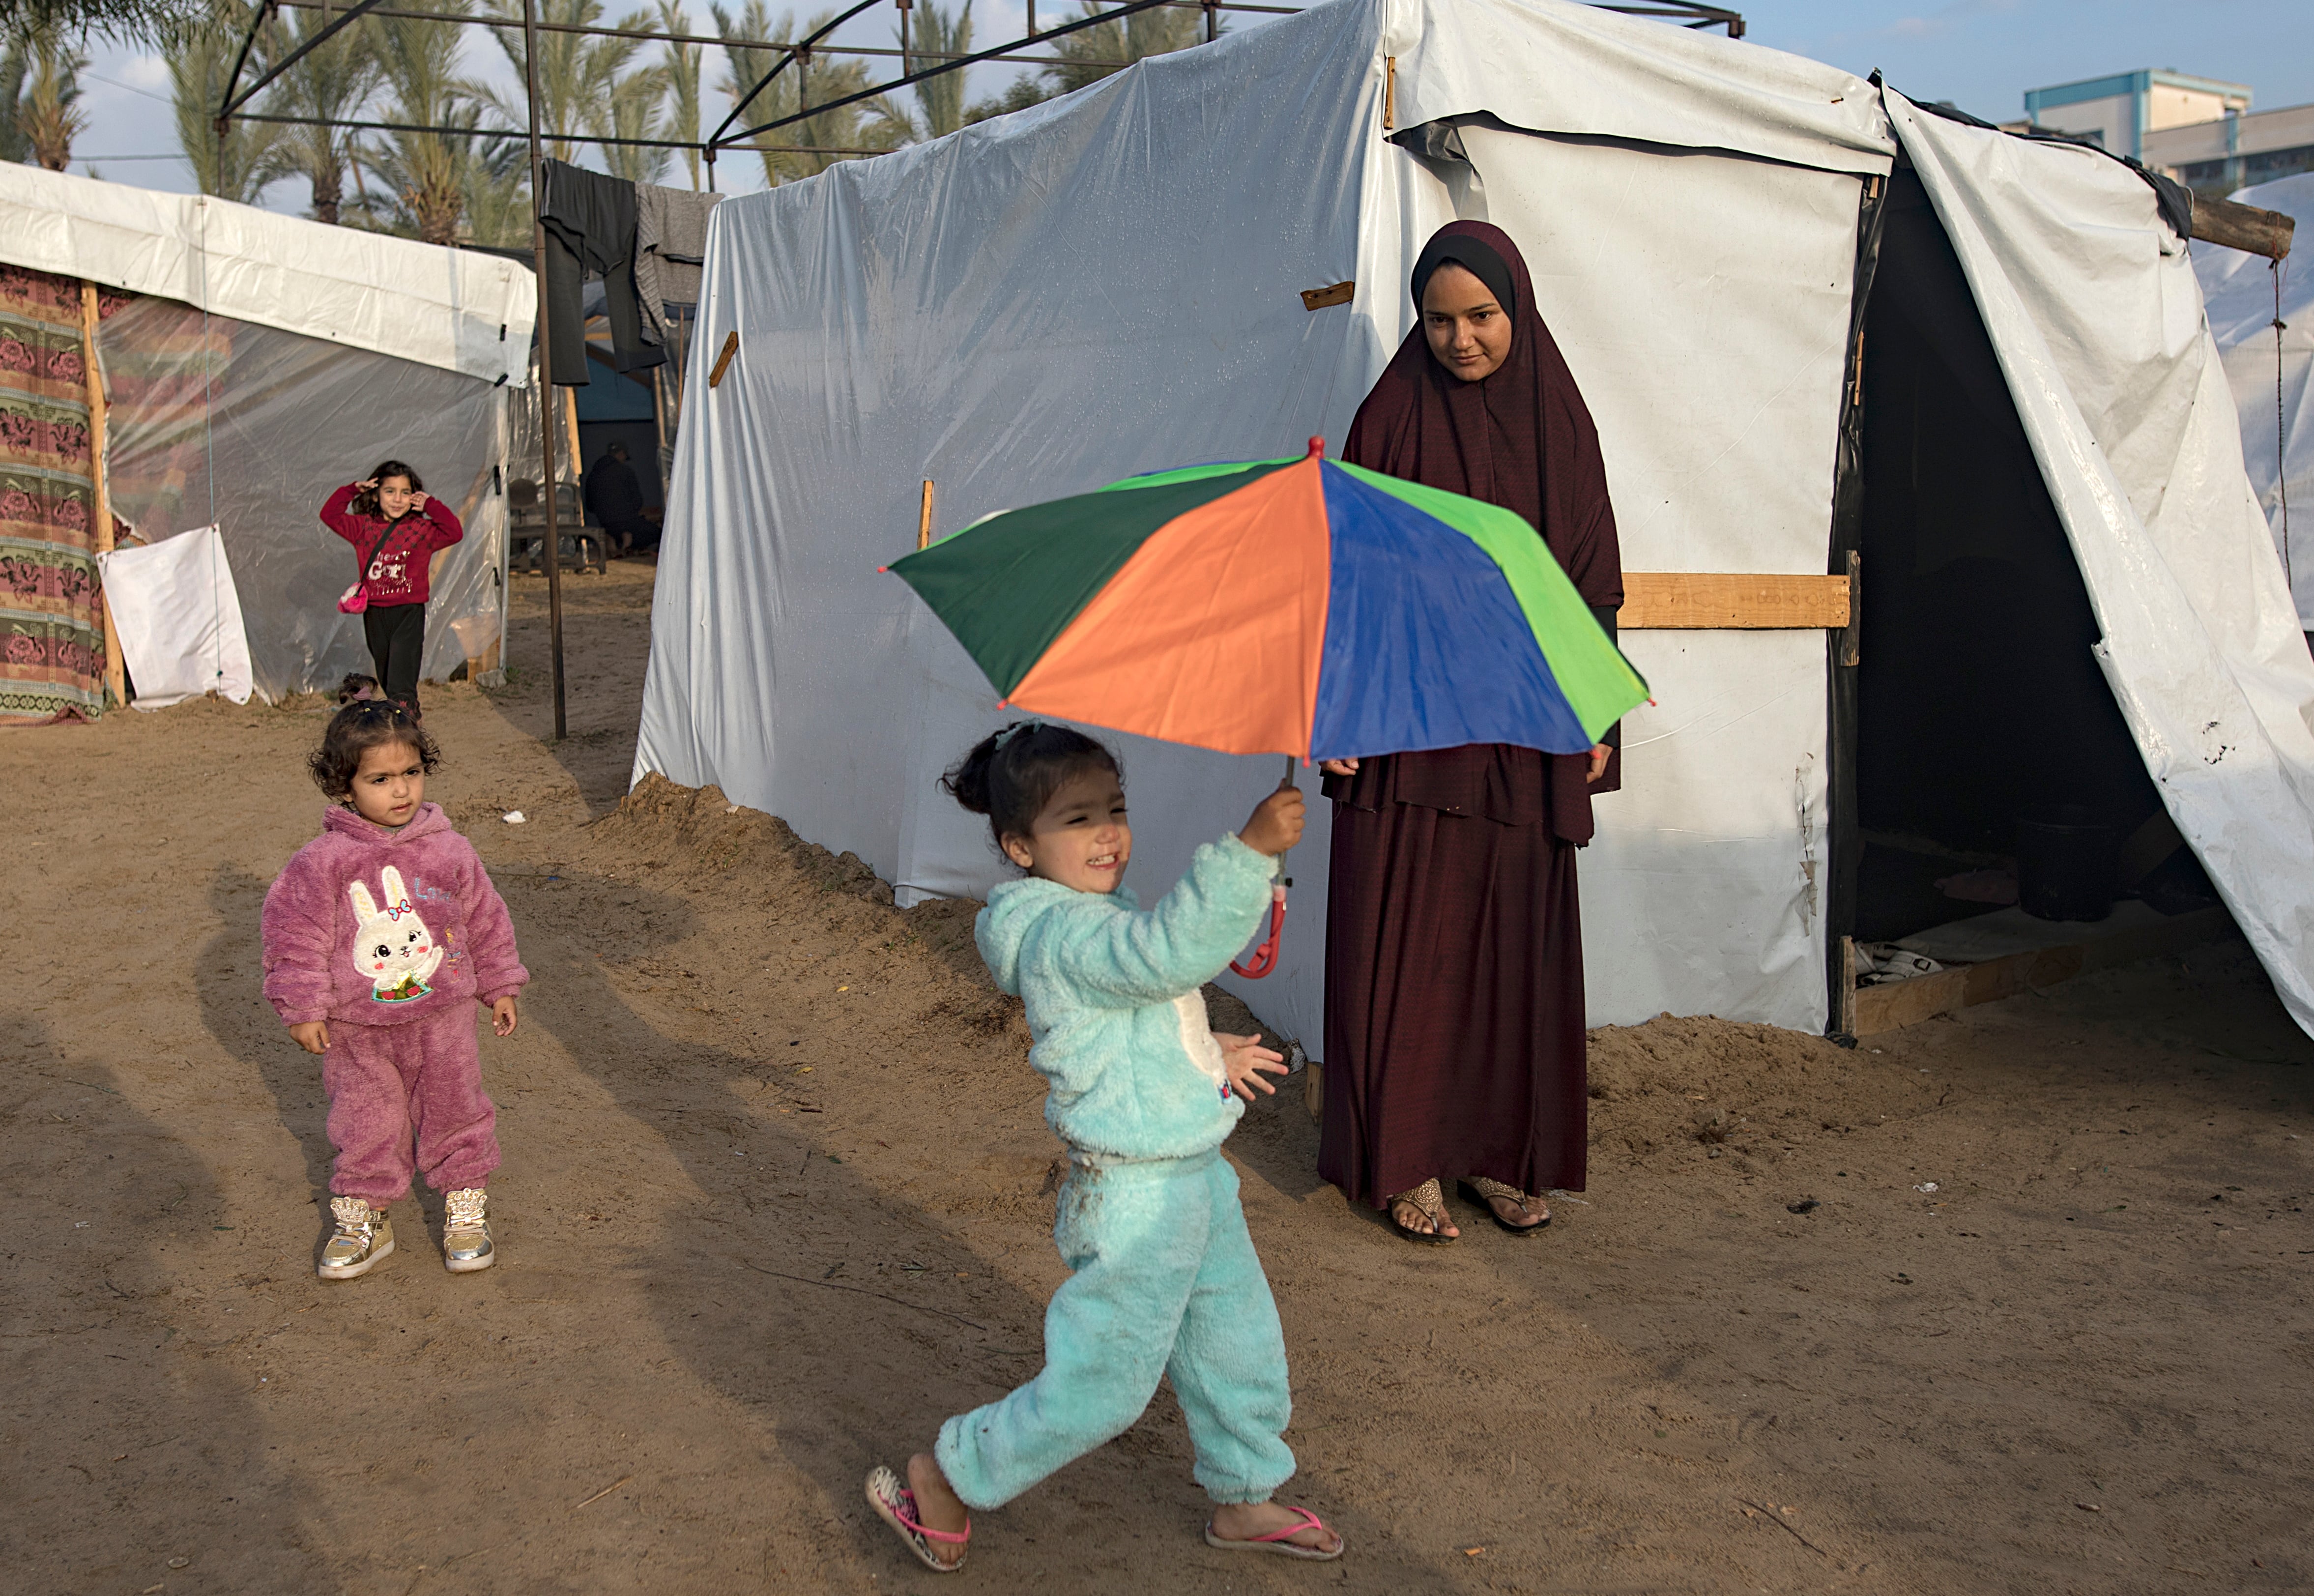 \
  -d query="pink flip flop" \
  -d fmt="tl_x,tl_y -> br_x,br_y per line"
865,1464 -> 970,1573
1203,1506 -> 1345,1561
